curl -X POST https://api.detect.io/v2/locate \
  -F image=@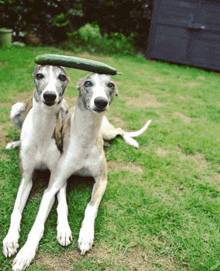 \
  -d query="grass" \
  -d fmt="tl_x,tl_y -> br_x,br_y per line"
0,45 -> 220,271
